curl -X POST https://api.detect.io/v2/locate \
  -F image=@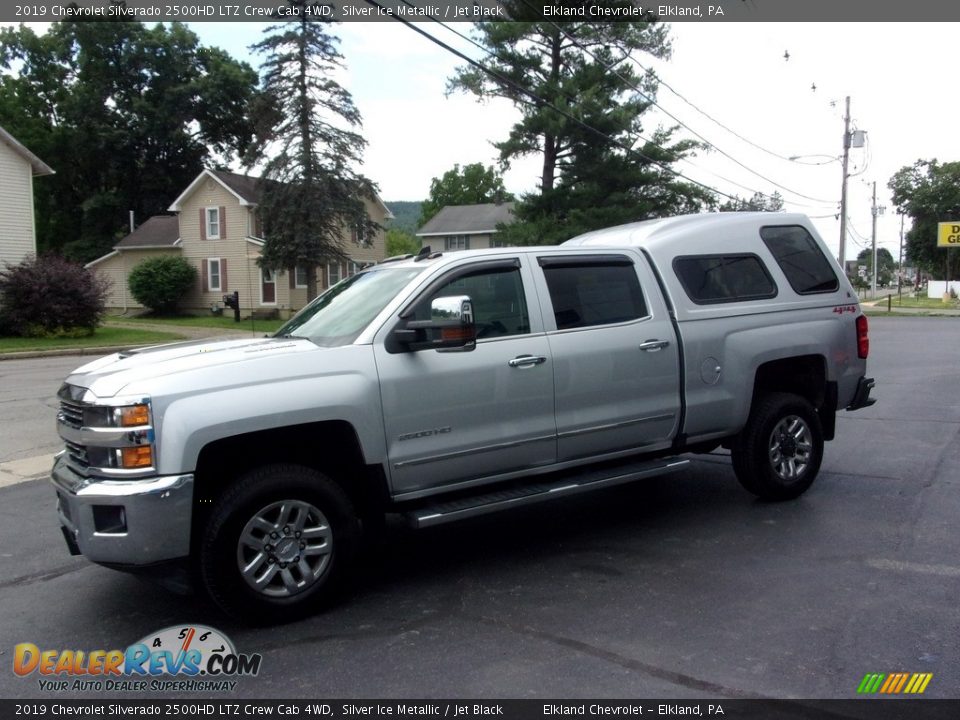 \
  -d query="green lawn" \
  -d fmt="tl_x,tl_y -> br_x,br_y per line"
107,314 -> 287,333
0,327 -> 186,354
874,294 -> 960,309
